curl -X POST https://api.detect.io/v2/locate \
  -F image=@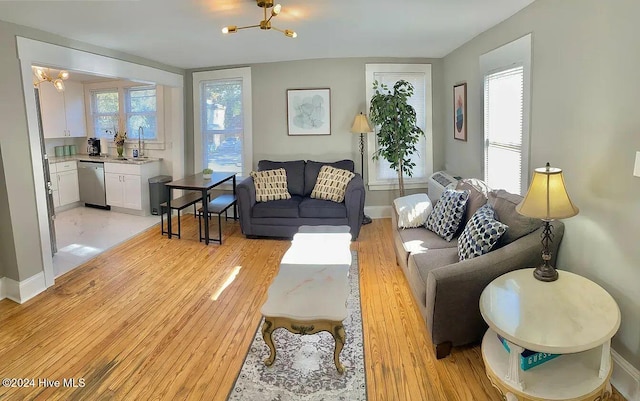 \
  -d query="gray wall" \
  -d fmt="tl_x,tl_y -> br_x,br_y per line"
186,57 -> 445,207
442,0 -> 640,368
0,20 -> 183,282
